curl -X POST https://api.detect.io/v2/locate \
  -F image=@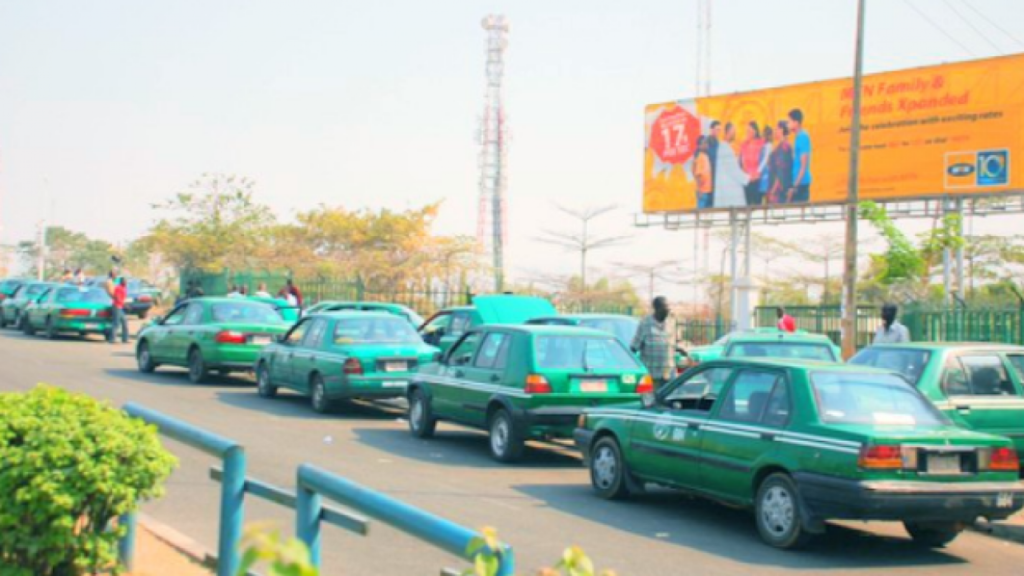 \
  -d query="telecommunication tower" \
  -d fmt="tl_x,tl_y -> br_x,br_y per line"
477,14 -> 510,292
